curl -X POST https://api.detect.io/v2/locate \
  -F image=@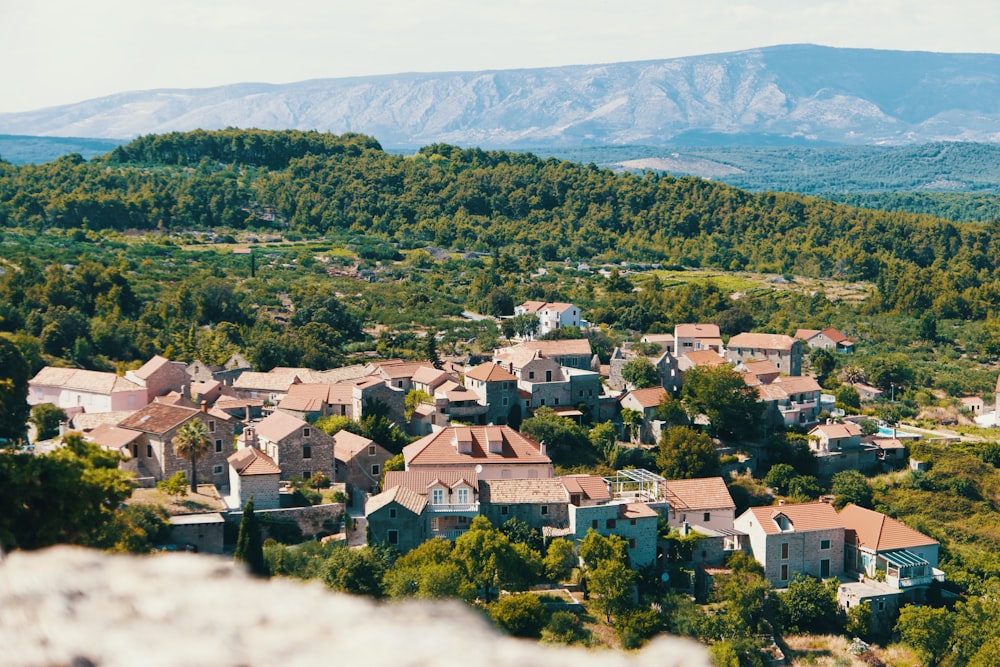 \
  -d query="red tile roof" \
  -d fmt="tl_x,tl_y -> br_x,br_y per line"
118,403 -> 201,434
382,470 -> 478,495
86,423 -> 144,450
663,477 -> 736,512
560,474 -> 612,502
403,425 -> 550,467
675,323 -> 721,339
30,366 -> 143,394
465,362 -> 518,383
131,355 -> 172,380
810,422 -> 863,439
366,485 -> 428,516
253,411 -> 310,442
332,430 -> 380,459
743,501 -> 842,534
622,386 -> 668,409
228,447 -> 281,476
683,350 -> 728,367
839,504 -> 937,551
728,333 -> 799,352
